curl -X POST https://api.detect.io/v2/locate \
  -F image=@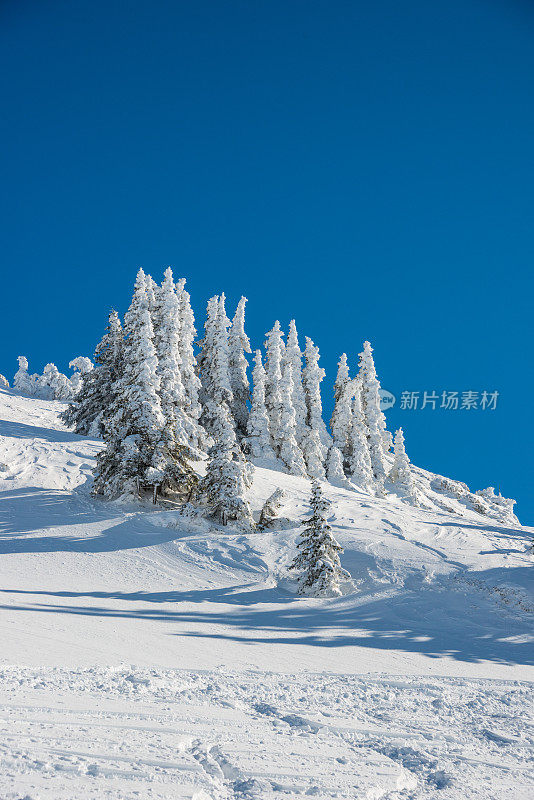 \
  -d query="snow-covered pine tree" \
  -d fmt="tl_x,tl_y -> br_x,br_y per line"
263,321 -> 285,449
94,269 -> 194,500
347,379 -> 374,492
37,363 -> 74,400
278,362 -> 308,476
152,267 -> 192,449
61,310 -> 123,436
245,349 -> 276,461
289,480 -> 349,596
198,294 -> 234,437
228,296 -> 251,438
326,445 -> 351,488
13,356 -> 35,395
282,320 -> 308,444
197,293 -> 253,521
330,354 -> 354,458
176,278 -> 205,450
203,400 -> 253,526
302,337 -> 332,449
301,427 -> 327,479
299,337 -> 330,478
389,428 -> 417,503
145,274 -> 158,317
68,356 -> 94,395
358,341 -> 391,480
258,488 -> 286,530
